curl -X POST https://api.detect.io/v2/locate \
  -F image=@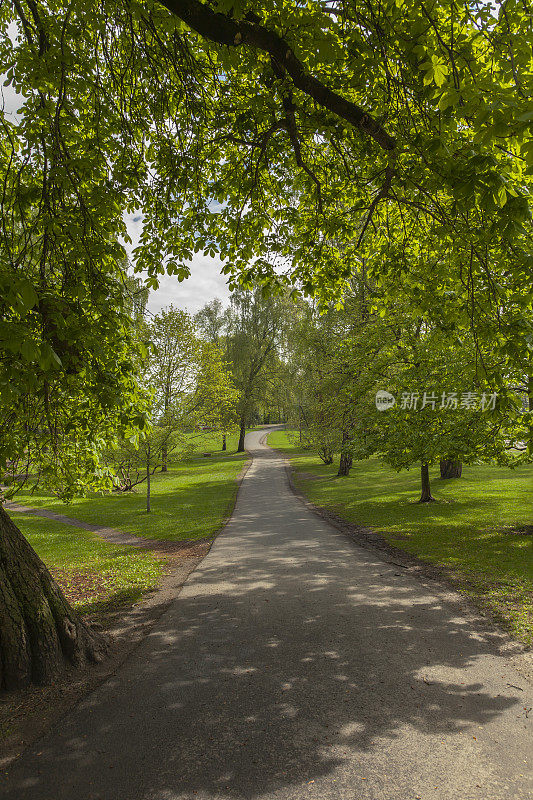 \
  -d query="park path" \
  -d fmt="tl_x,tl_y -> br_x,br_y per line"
3,428 -> 532,800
